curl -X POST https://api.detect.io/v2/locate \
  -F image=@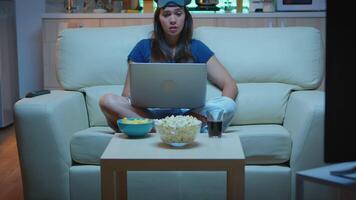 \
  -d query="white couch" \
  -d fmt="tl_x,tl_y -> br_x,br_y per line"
15,24 -> 335,200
